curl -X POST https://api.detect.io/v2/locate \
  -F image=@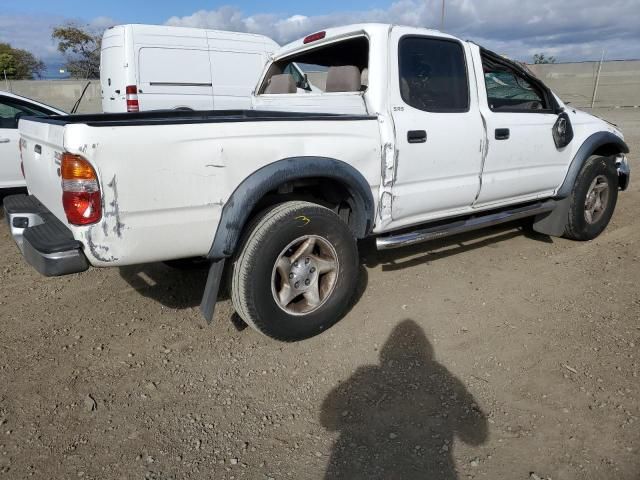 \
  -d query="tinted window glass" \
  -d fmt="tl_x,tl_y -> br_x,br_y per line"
483,64 -> 547,111
0,97 -> 54,129
399,37 -> 469,112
